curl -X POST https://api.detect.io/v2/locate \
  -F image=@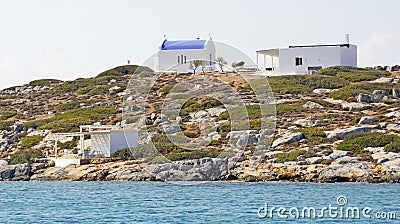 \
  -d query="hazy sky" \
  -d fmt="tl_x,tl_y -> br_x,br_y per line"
1,0 -> 400,89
